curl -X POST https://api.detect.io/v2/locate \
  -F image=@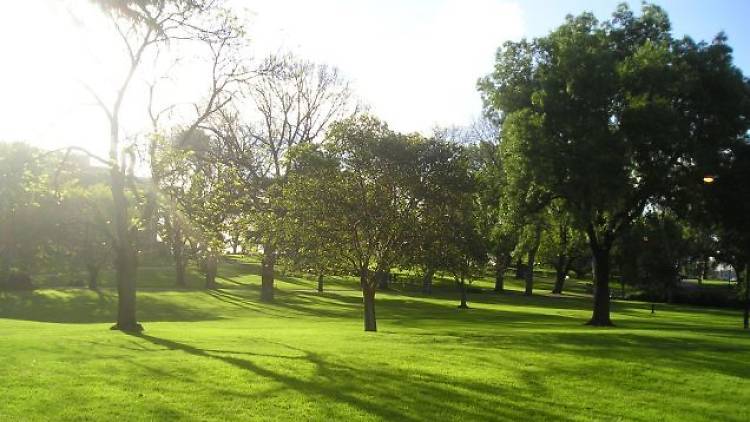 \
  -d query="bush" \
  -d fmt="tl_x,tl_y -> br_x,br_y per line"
628,283 -> 741,309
